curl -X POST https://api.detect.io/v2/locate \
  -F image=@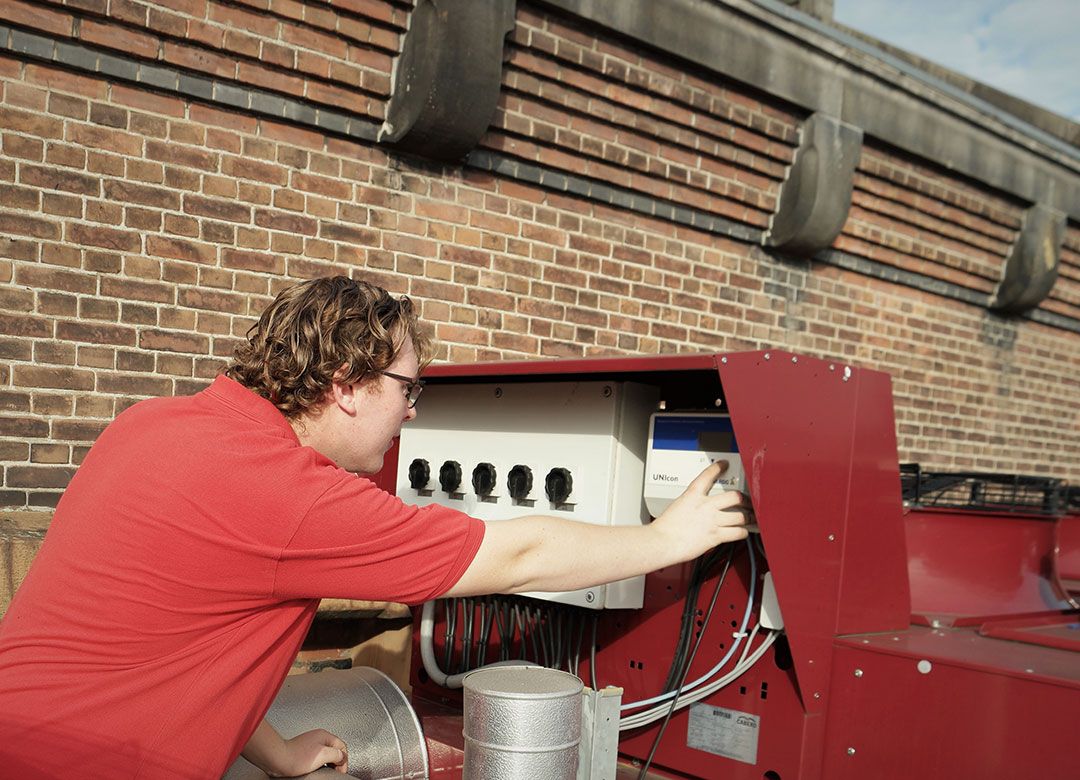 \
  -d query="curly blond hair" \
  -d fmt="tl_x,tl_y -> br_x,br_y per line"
226,276 -> 430,417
